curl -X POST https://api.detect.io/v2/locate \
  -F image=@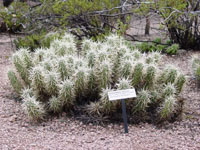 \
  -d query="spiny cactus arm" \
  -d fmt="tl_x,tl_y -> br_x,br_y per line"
175,74 -> 186,94
22,96 -> 46,121
160,95 -> 177,119
48,96 -> 63,113
133,89 -> 151,113
8,70 -> 23,95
